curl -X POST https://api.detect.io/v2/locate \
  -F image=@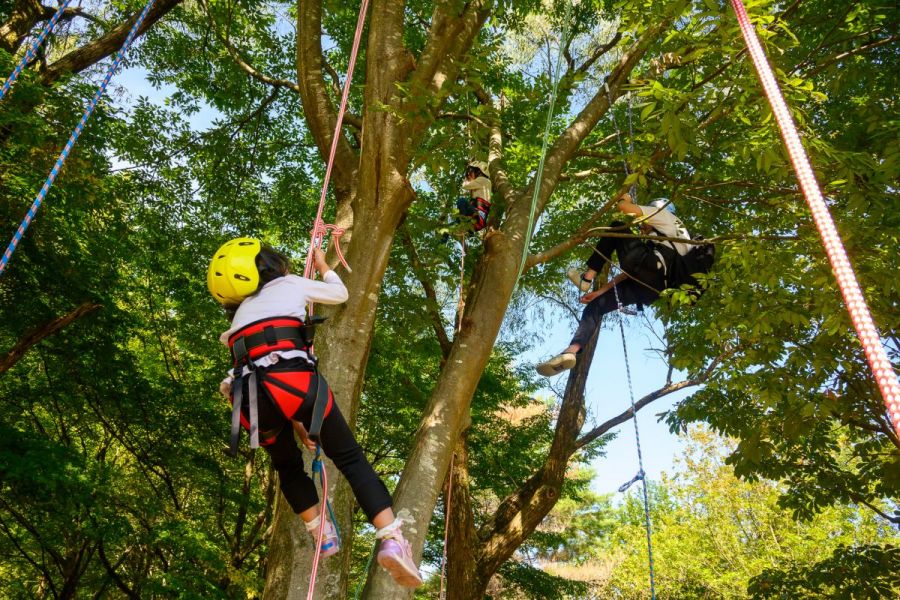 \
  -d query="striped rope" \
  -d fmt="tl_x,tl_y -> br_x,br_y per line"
731,0 -> 900,434
0,0 -> 74,102
0,0 -> 159,276
611,278 -> 657,599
